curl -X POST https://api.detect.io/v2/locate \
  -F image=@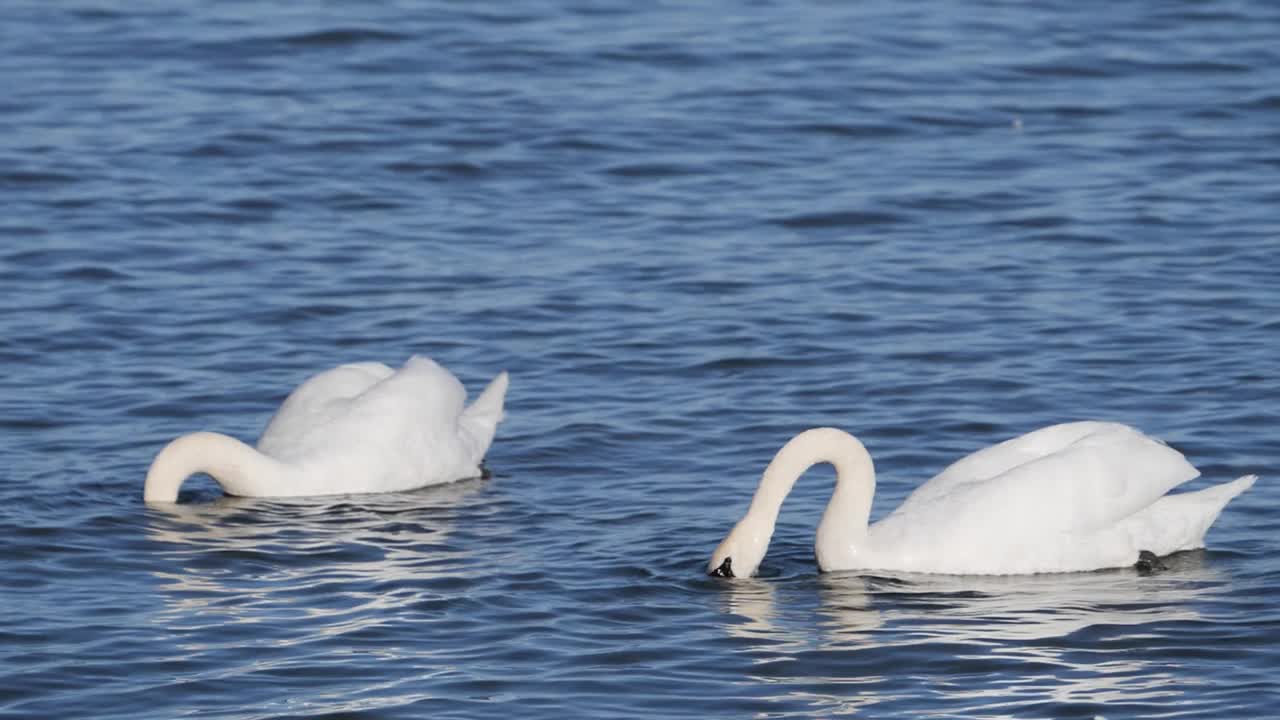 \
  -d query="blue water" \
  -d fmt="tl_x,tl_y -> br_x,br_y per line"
3,1 -> 1279,717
